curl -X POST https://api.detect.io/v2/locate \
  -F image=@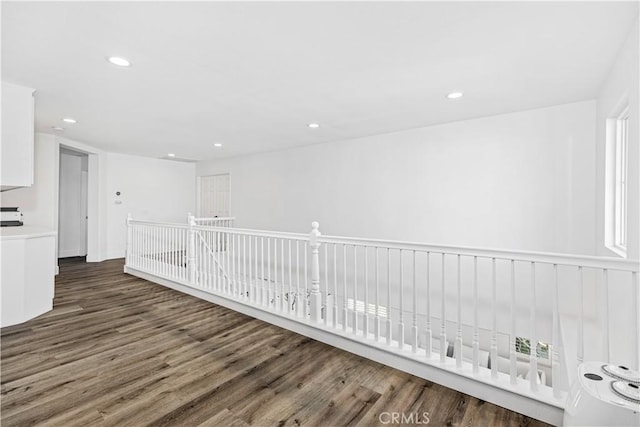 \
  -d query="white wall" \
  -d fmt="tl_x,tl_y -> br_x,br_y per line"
198,100 -> 597,255
105,153 -> 196,259
1,133 -> 58,229
596,18 -> 639,261
58,150 -> 87,258
1,133 -> 196,262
